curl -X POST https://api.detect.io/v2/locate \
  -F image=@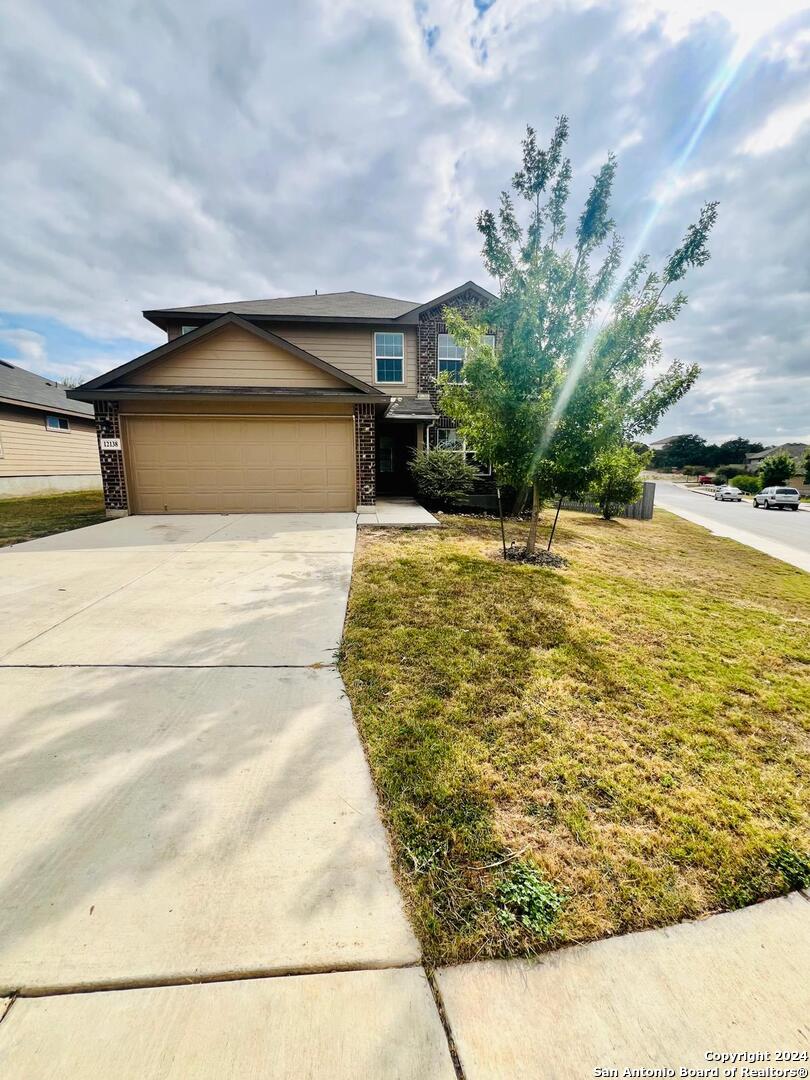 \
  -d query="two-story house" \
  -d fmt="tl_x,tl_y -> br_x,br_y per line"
68,281 -> 496,515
